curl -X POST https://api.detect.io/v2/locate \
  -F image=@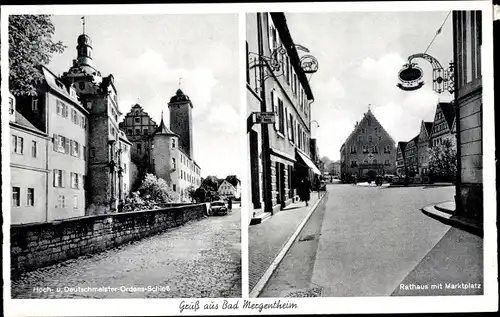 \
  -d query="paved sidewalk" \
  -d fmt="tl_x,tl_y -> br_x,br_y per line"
392,226 -> 483,296
12,210 -> 241,299
248,192 -> 323,293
